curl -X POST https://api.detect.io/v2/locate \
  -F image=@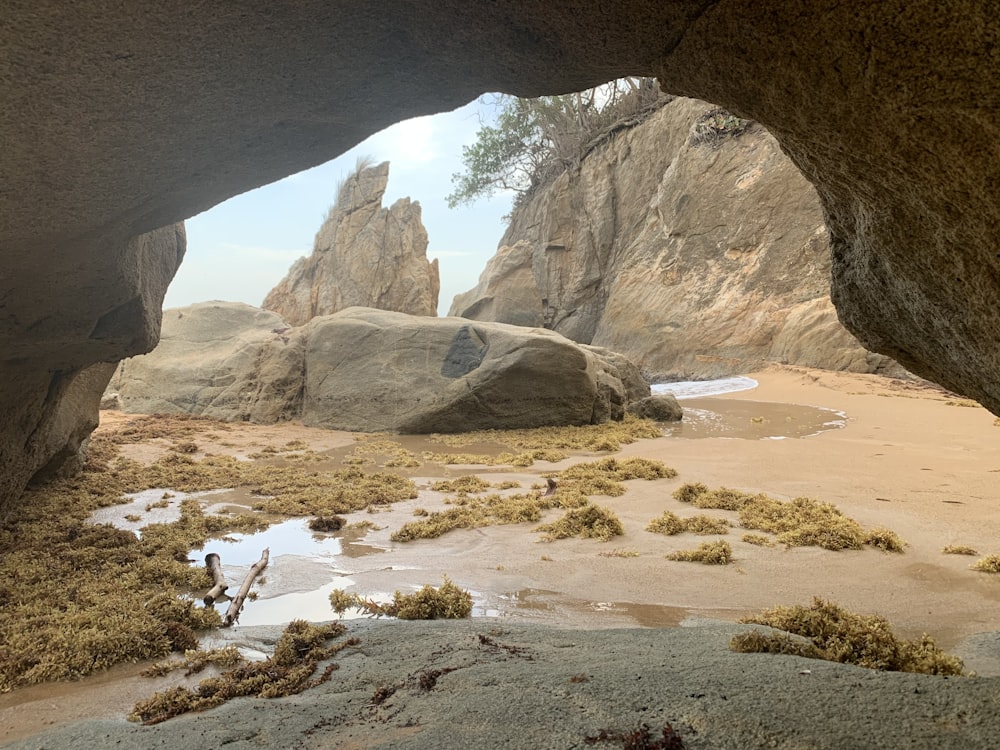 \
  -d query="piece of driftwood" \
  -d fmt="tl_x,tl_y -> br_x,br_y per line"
203,553 -> 229,605
223,548 -> 269,627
